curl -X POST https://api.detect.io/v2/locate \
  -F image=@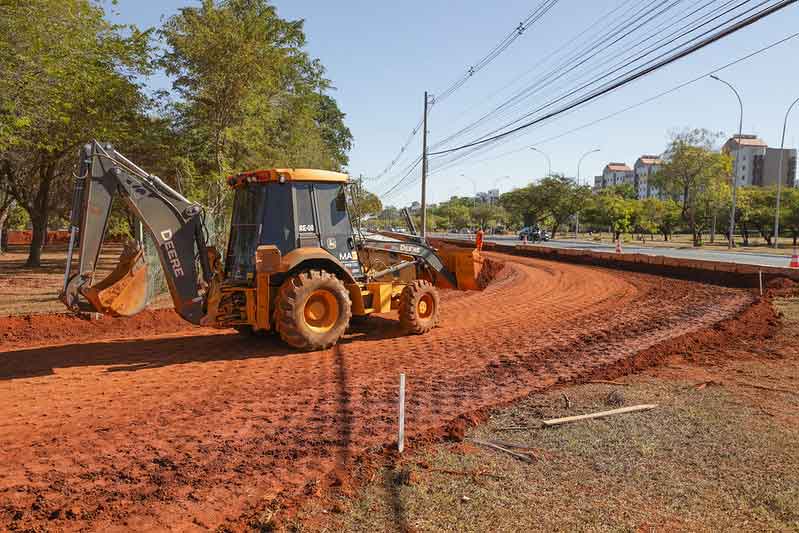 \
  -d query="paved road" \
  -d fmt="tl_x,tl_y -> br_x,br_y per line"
434,233 -> 794,269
